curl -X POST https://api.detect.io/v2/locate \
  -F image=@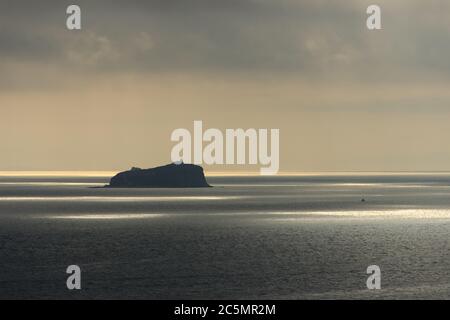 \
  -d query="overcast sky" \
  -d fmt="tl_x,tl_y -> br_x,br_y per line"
2,0 -> 450,172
